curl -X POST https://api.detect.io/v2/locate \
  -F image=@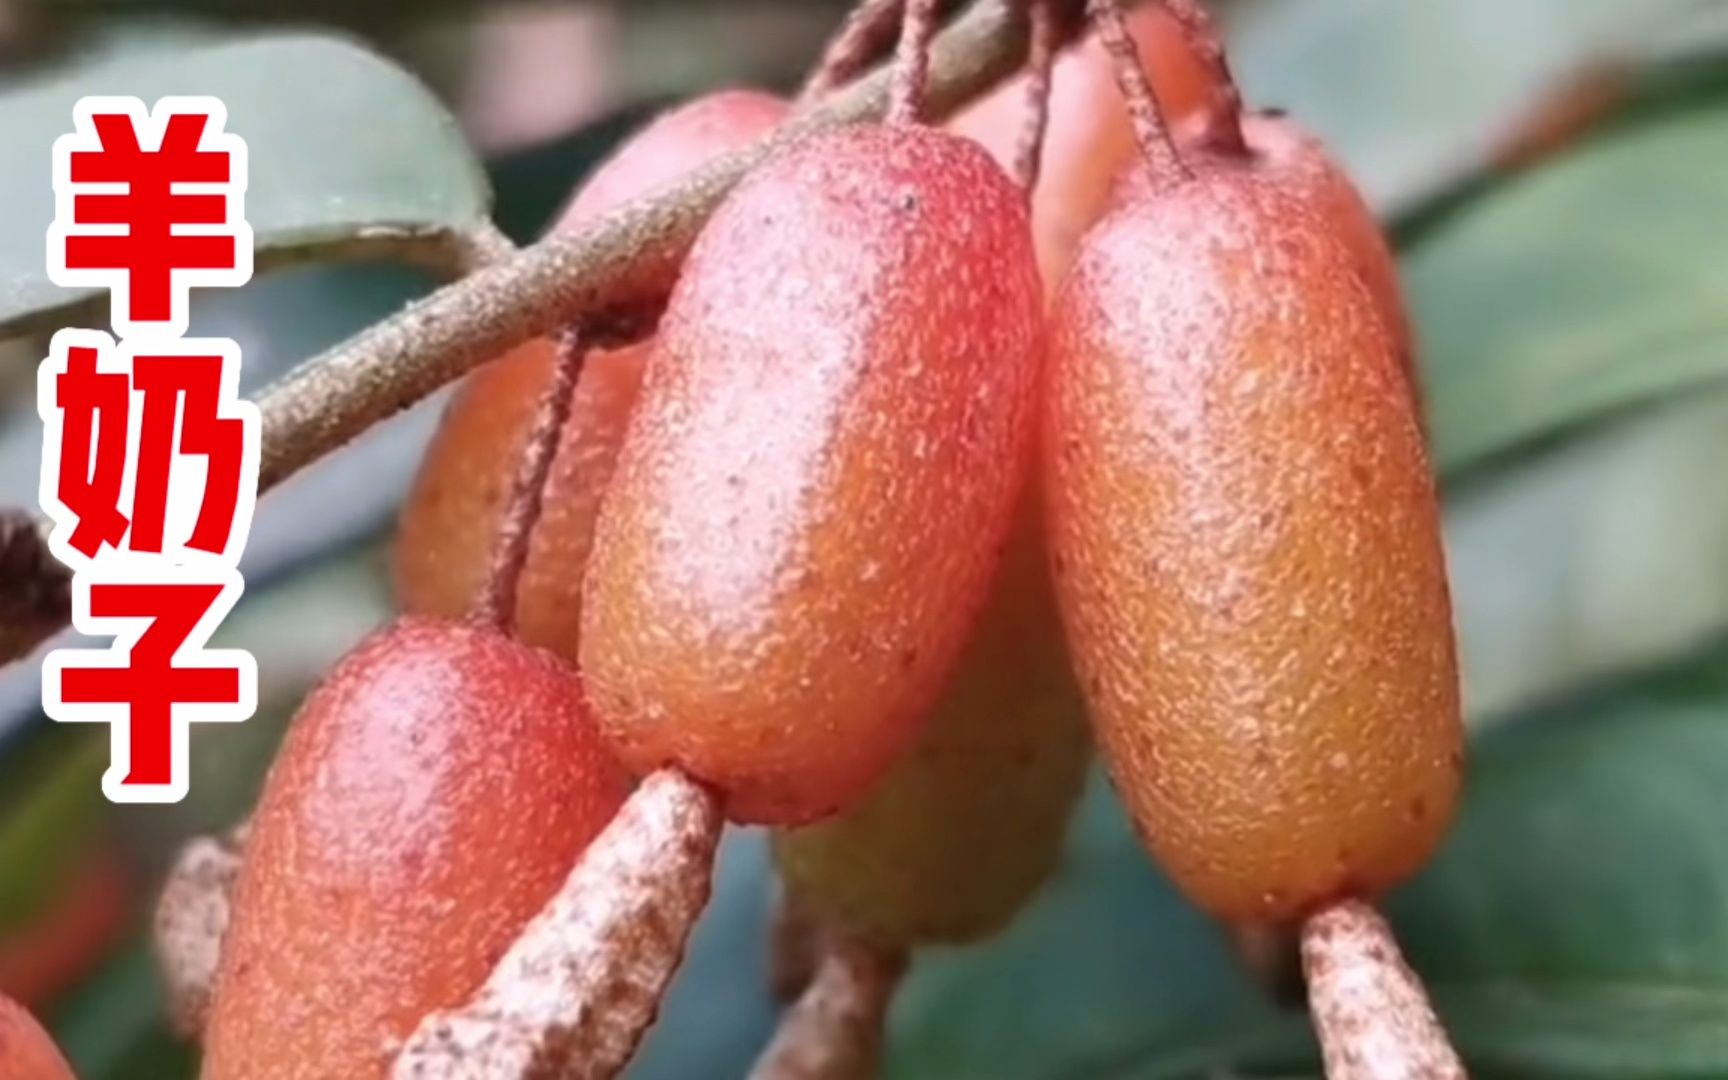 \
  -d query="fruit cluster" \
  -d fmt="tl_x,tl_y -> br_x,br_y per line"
114,3 -> 1468,1079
